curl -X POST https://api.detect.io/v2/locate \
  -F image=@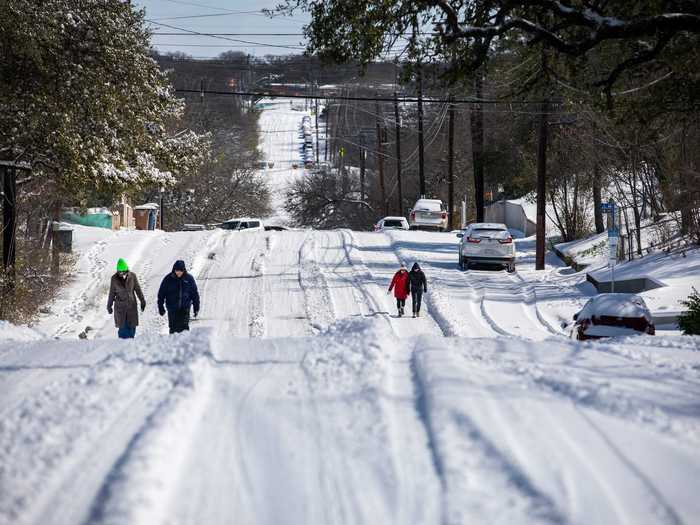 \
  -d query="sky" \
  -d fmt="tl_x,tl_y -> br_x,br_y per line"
134,0 -> 312,59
